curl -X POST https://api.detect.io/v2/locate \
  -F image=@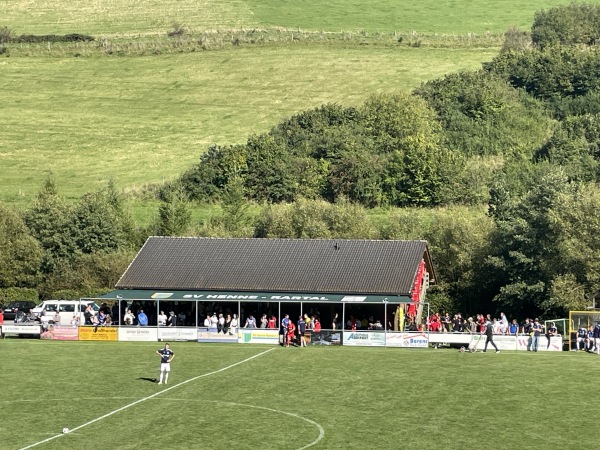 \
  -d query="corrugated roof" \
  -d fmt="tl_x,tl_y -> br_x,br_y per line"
116,237 -> 434,295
